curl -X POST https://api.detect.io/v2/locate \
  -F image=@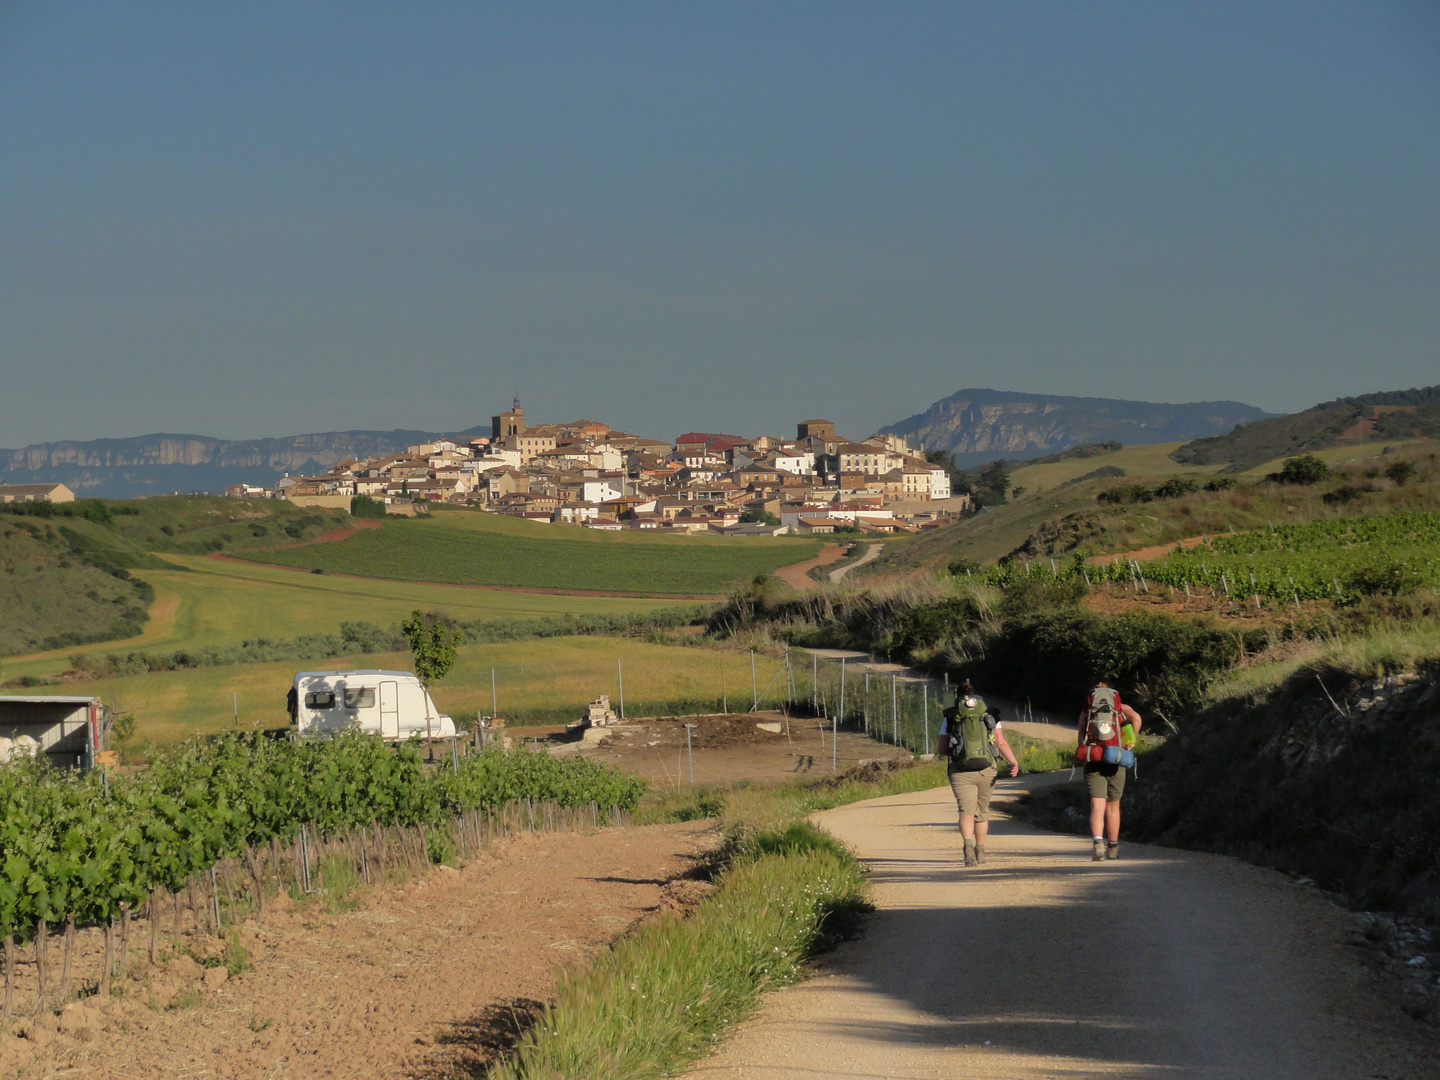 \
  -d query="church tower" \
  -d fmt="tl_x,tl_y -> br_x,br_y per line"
492,396 -> 524,441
